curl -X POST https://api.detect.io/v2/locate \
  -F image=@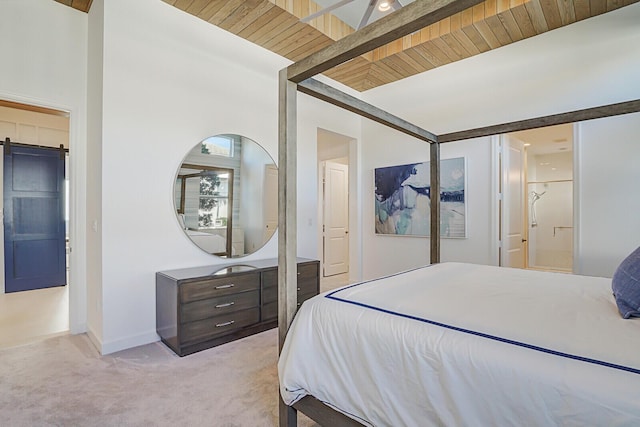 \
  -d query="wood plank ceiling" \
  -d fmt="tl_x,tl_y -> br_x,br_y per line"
57,0 -> 638,92
54,0 -> 92,12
